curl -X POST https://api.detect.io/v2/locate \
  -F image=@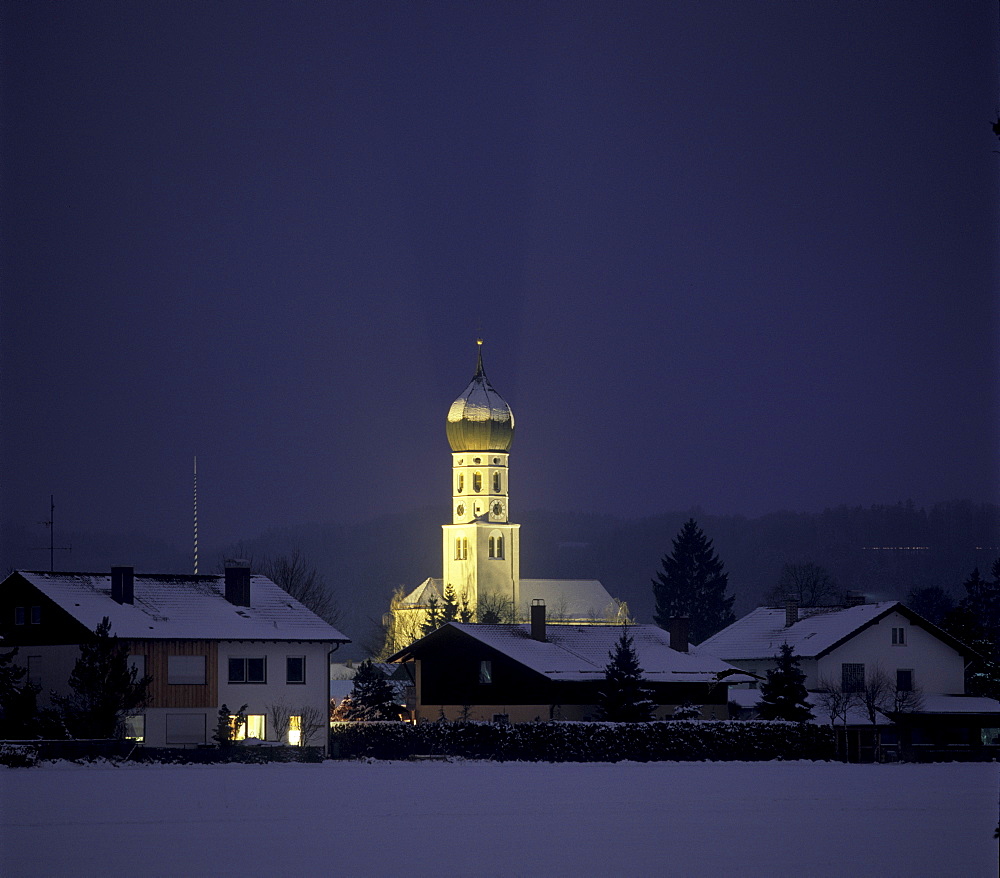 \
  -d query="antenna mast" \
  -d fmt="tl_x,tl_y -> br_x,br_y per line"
34,494 -> 71,571
193,456 -> 199,574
